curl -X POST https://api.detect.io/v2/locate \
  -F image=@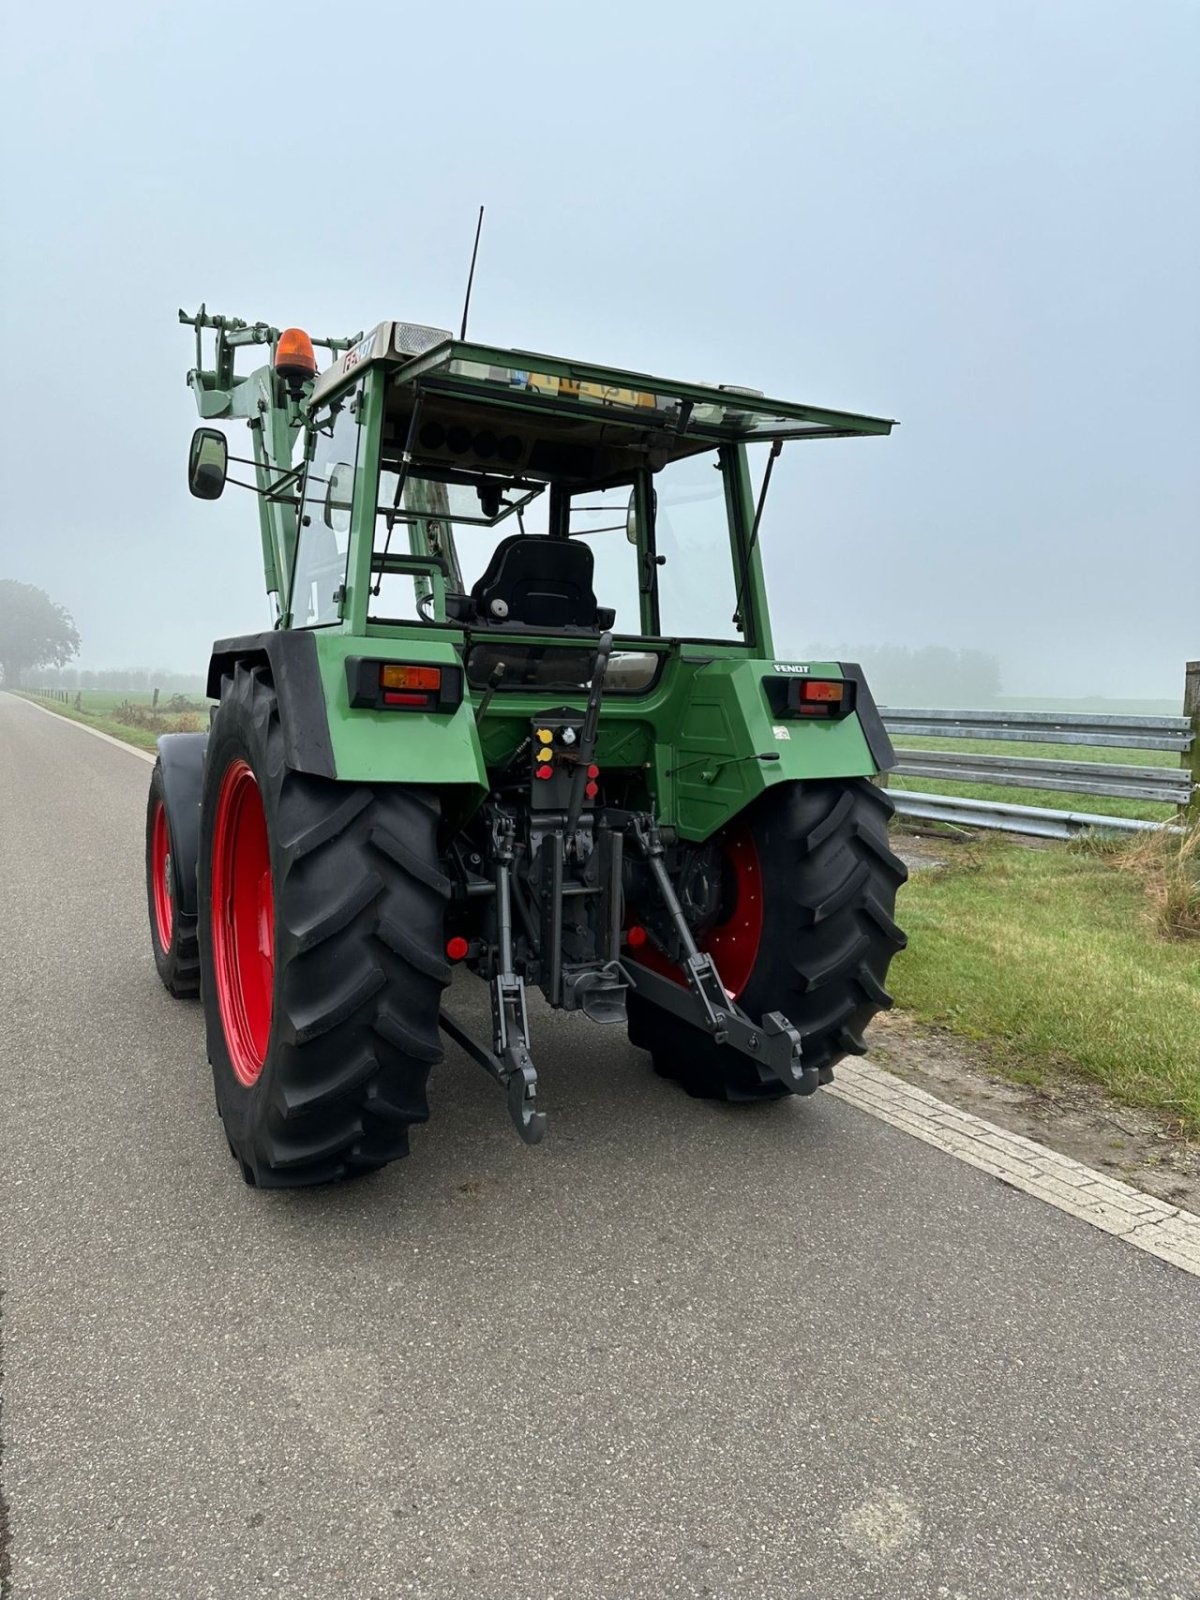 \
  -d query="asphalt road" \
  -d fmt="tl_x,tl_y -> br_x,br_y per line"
1,690 -> 1198,1600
